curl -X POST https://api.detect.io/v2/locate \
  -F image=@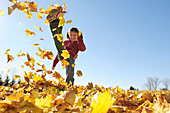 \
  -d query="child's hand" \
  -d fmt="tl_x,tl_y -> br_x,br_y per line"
52,67 -> 55,70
